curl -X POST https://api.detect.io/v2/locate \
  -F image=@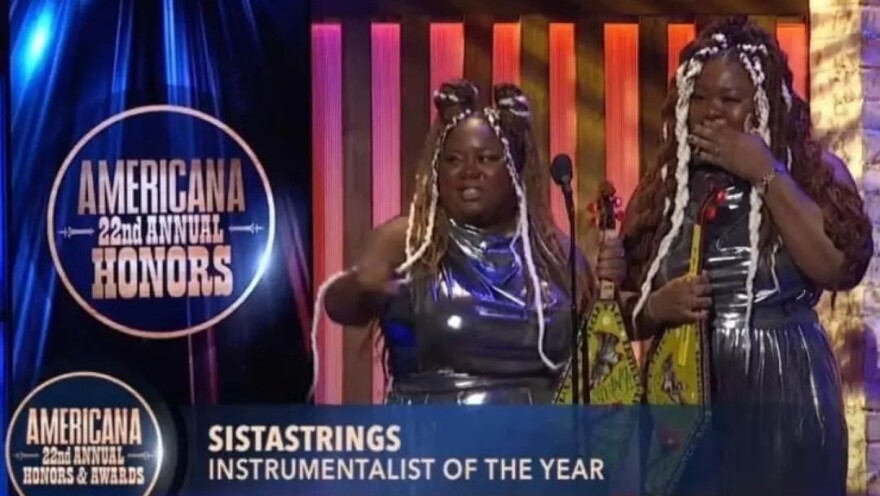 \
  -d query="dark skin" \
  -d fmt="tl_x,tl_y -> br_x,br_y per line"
325,115 -> 625,326
437,116 -> 519,231
625,54 -> 856,334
